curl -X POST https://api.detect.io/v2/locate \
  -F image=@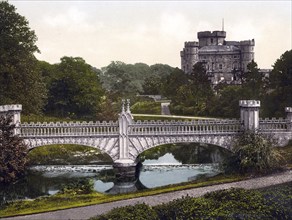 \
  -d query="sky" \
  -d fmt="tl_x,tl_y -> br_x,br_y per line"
10,0 -> 292,69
